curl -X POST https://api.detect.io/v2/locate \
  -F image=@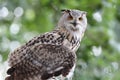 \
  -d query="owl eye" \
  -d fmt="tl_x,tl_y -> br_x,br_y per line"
68,15 -> 73,20
79,17 -> 83,21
